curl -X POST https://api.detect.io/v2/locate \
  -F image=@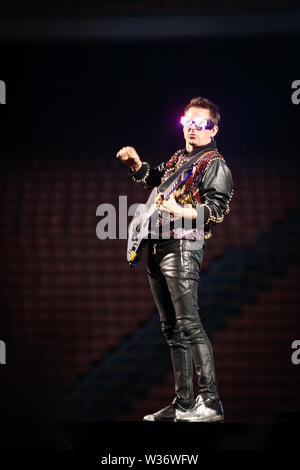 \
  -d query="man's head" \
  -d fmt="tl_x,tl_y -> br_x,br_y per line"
181,97 -> 220,151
